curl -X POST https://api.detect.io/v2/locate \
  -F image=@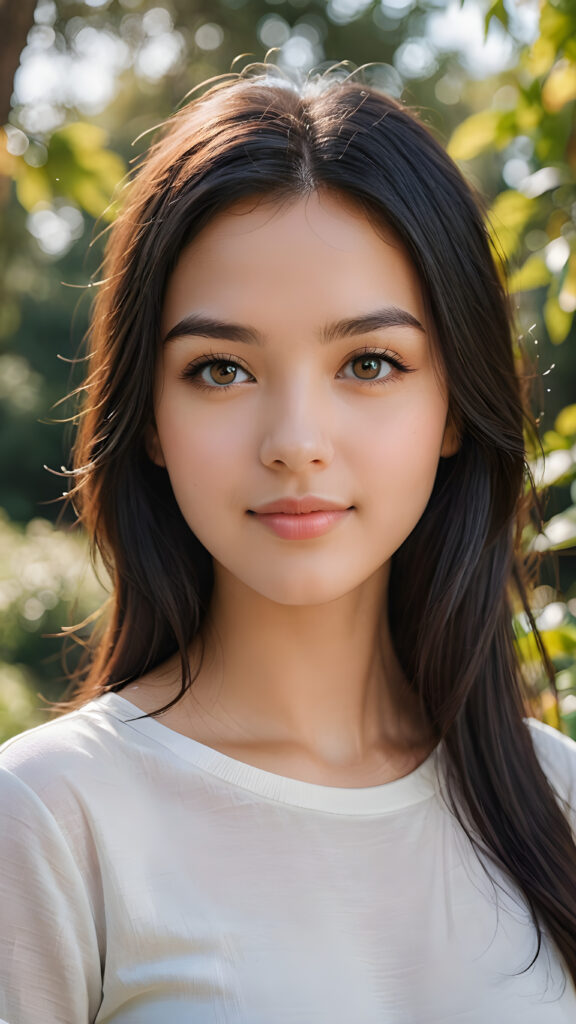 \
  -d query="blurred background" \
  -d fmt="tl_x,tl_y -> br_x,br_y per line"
0,0 -> 575,742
